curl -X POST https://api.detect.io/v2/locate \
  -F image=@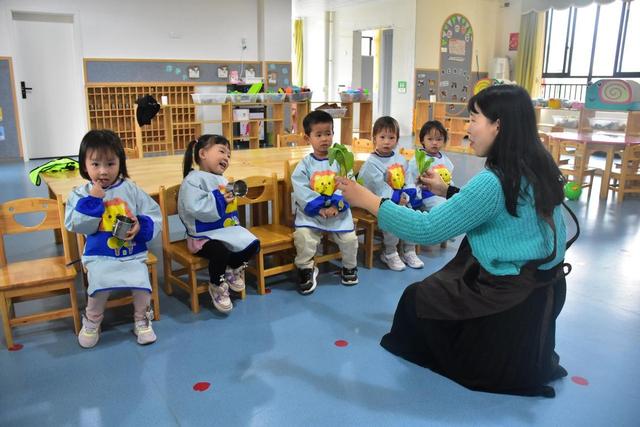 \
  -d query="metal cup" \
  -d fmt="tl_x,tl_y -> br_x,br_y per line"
113,215 -> 135,240
225,180 -> 248,197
